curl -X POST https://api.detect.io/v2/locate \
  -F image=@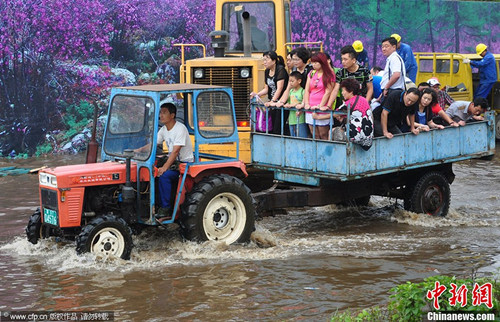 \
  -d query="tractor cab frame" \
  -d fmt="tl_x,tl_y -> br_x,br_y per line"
102,84 -> 246,225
